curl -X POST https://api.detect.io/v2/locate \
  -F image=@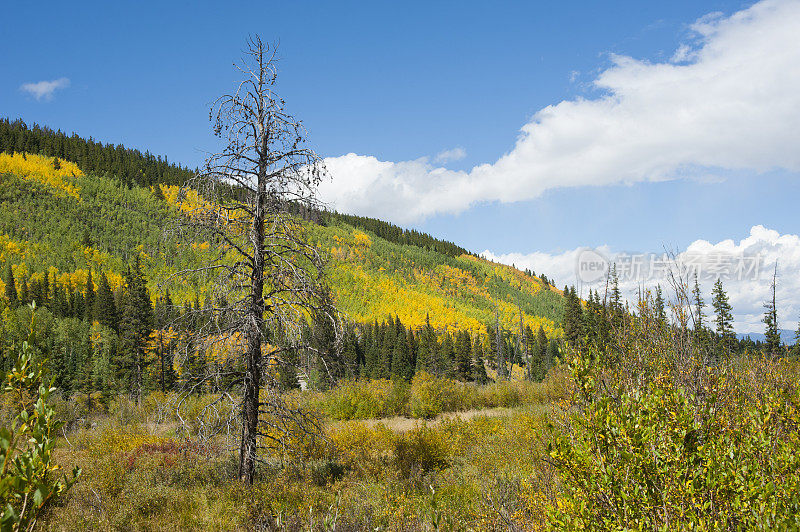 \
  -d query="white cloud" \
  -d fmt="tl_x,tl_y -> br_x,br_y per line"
482,225 -> 800,335
20,77 -> 70,101
320,0 -> 800,224
433,147 -> 466,164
